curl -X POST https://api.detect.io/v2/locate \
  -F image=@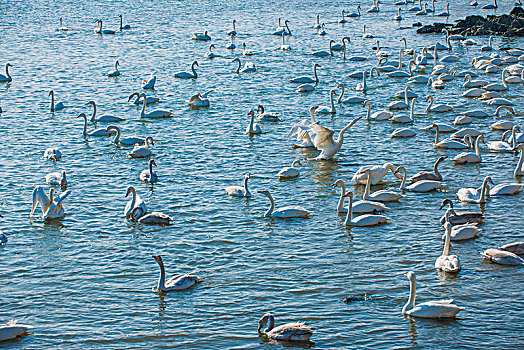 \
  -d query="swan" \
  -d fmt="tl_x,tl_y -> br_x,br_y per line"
317,90 -> 337,113
461,88 -> 484,97
290,63 -> 320,84
258,190 -> 310,218
437,3 -> 450,16
77,113 -> 115,137
313,15 -> 321,29
480,36 -> 493,52
0,320 -> 33,341
95,20 -> 116,34
394,8 -> 403,21
226,35 -> 236,49
258,313 -> 312,342
486,97 -> 514,107
86,101 -> 125,123
107,60 -> 121,77
504,69 -> 523,83
426,95 -> 452,113
333,179 -> 387,213
30,187 -> 71,219
514,144 -> 524,177
452,135 -> 483,163
119,15 -> 130,30
58,17 -> 69,31
367,0 -> 380,13
124,186 -> 147,219
457,176 -> 493,203
487,130 -> 514,152
402,271 -> 464,318
484,69 -> 508,91
45,170 -> 67,187
362,170 -> 404,202
205,44 -> 216,59
336,84 -> 366,105
339,10 -> 348,23
297,83 -> 315,93
481,0 -> 498,9
232,58 -> 256,73
142,75 -> 156,89
188,90 -> 213,108
395,166 -> 442,192
132,208 -> 171,225
49,90 -> 65,112
277,160 -> 301,179
312,40 -> 334,57
390,97 -> 416,124
392,128 -> 416,138
409,0 -> 422,11
441,208 -> 482,240
435,222 -> 462,273
193,31 -> 211,41
388,86 -> 410,110
227,19 -> 237,36
106,126 -> 145,146
317,23 -> 327,36
308,117 -> 361,160
500,242 -> 524,255
243,42 -> 254,55
140,159 -> 158,183
129,137 -> 154,158
348,5 -> 361,17
272,20 -> 291,36
400,38 -> 414,55
481,249 -> 523,265
489,183 -> 523,196
225,173 -> 251,197
152,255 -> 199,292
415,3 -> 428,15
333,179 -> 349,213
355,70 -> 369,92
175,61 -> 198,79
435,132 -> 469,150
139,94 -> 171,118
362,25 -> 374,38
439,199 -> 484,225
364,101 -> 392,121
257,105 -> 281,121
246,110 -> 262,135
353,163 -> 397,185
427,76 -> 445,90
343,191 -> 389,227
470,0 -> 478,5
286,106 -> 319,148
44,147 -> 62,160
0,63 -> 13,82
408,156 -> 446,183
